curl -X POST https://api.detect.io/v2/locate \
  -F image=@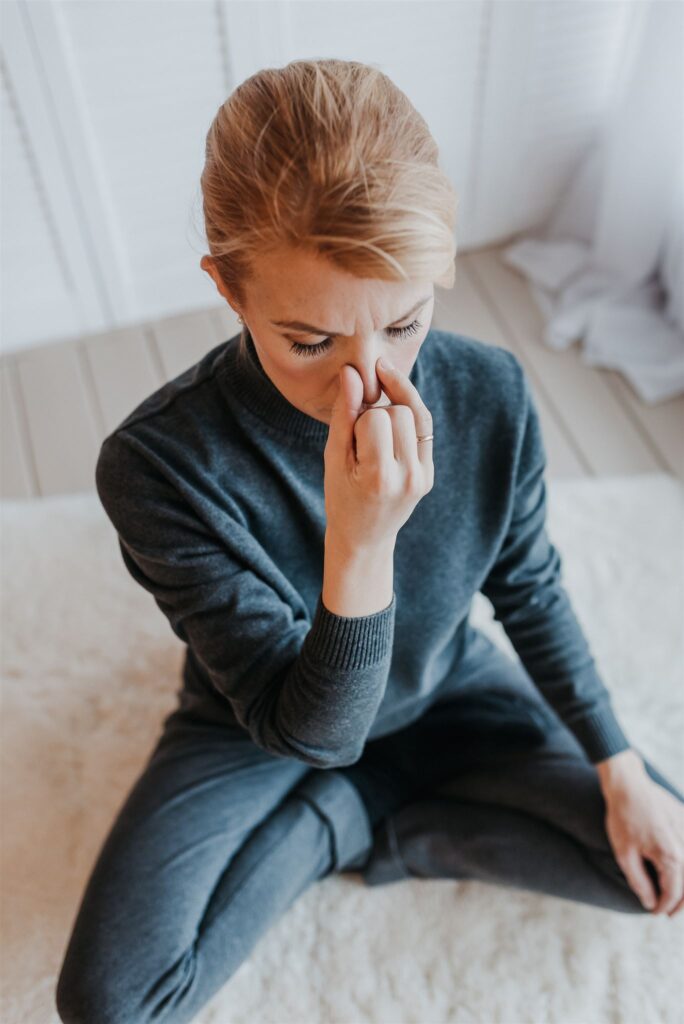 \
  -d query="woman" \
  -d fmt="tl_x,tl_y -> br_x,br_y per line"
56,59 -> 684,1024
